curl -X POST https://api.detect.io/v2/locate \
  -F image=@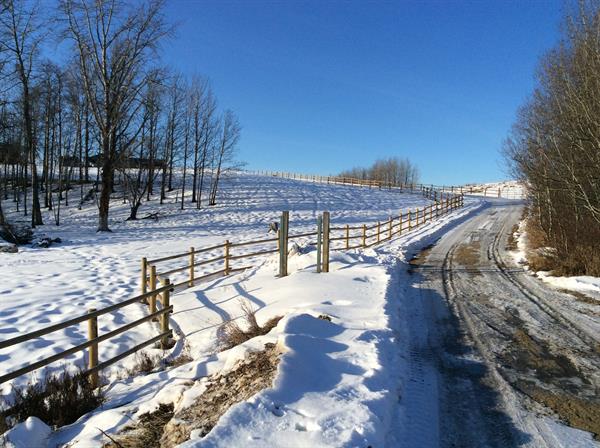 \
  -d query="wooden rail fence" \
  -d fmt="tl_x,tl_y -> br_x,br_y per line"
142,193 -> 464,292
0,185 -> 463,390
247,169 -> 524,199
